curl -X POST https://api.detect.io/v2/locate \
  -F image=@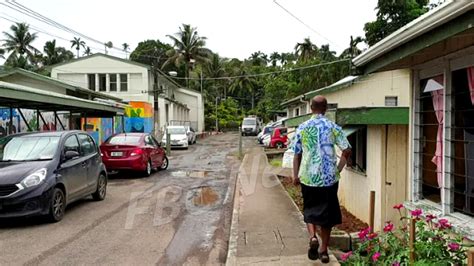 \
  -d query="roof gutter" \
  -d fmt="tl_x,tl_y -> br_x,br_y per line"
353,0 -> 473,67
